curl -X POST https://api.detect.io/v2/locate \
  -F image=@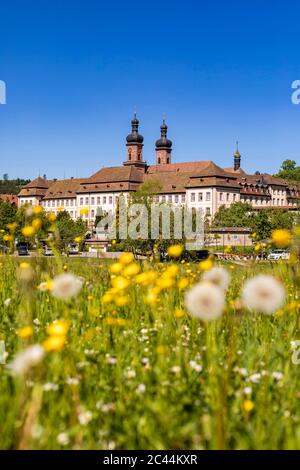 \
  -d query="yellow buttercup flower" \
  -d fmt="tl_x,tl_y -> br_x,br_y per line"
47,213 -> 56,222
7,222 -> 17,232
102,292 -> 114,303
111,276 -> 130,290
32,218 -> 42,231
22,226 -> 36,237
32,205 -> 43,215
135,271 -> 156,286
43,335 -> 66,352
109,262 -> 123,274
271,229 -> 291,248
178,278 -> 189,289
19,262 -> 30,270
199,257 -> 213,271
115,295 -> 130,307
123,263 -> 140,277
16,326 -> 33,338
163,264 -> 179,277
242,399 -> 254,412
167,244 -> 183,258
74,236 -> 82,243
119,252 -> 134,265
3,234 -> 13,242
156,276 -> 174,289
174,308 -> 185,318
46,319 -> 70,337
